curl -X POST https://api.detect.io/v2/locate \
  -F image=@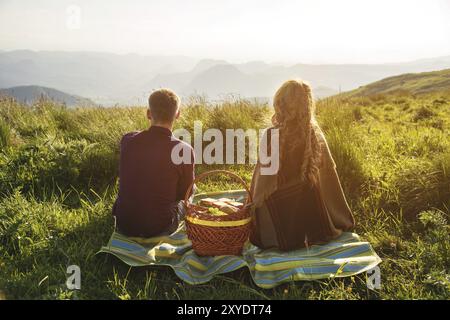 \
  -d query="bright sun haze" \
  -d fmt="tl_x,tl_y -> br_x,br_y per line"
0,0 -> 449,63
